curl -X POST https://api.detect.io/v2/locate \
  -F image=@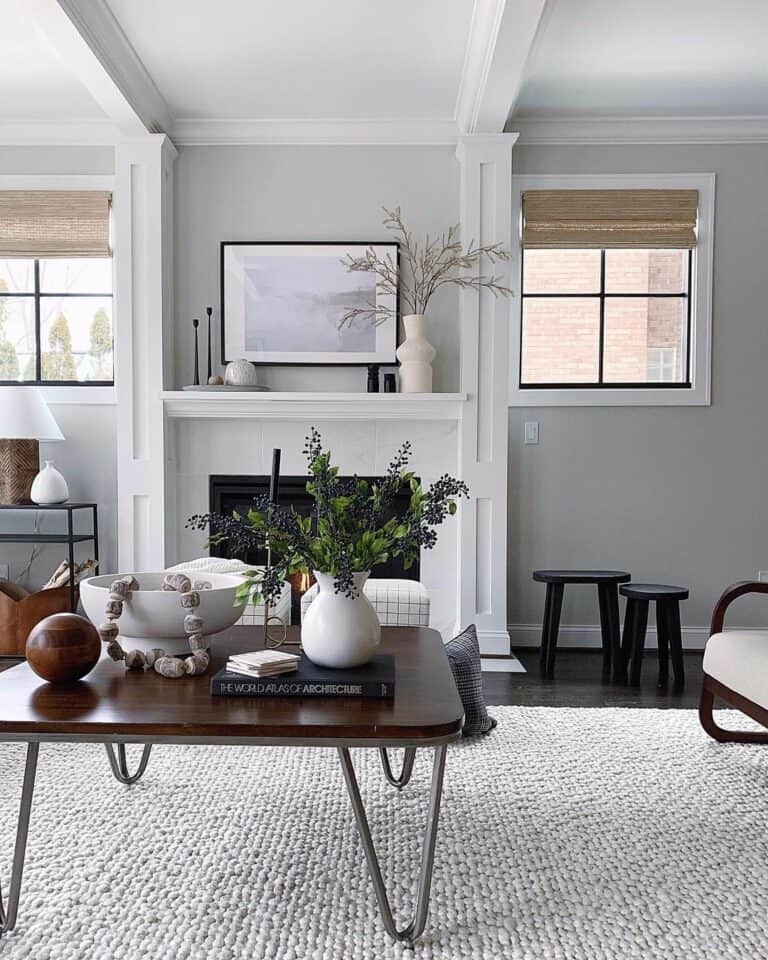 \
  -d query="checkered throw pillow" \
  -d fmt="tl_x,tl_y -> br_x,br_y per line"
445,624 -> 496,737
